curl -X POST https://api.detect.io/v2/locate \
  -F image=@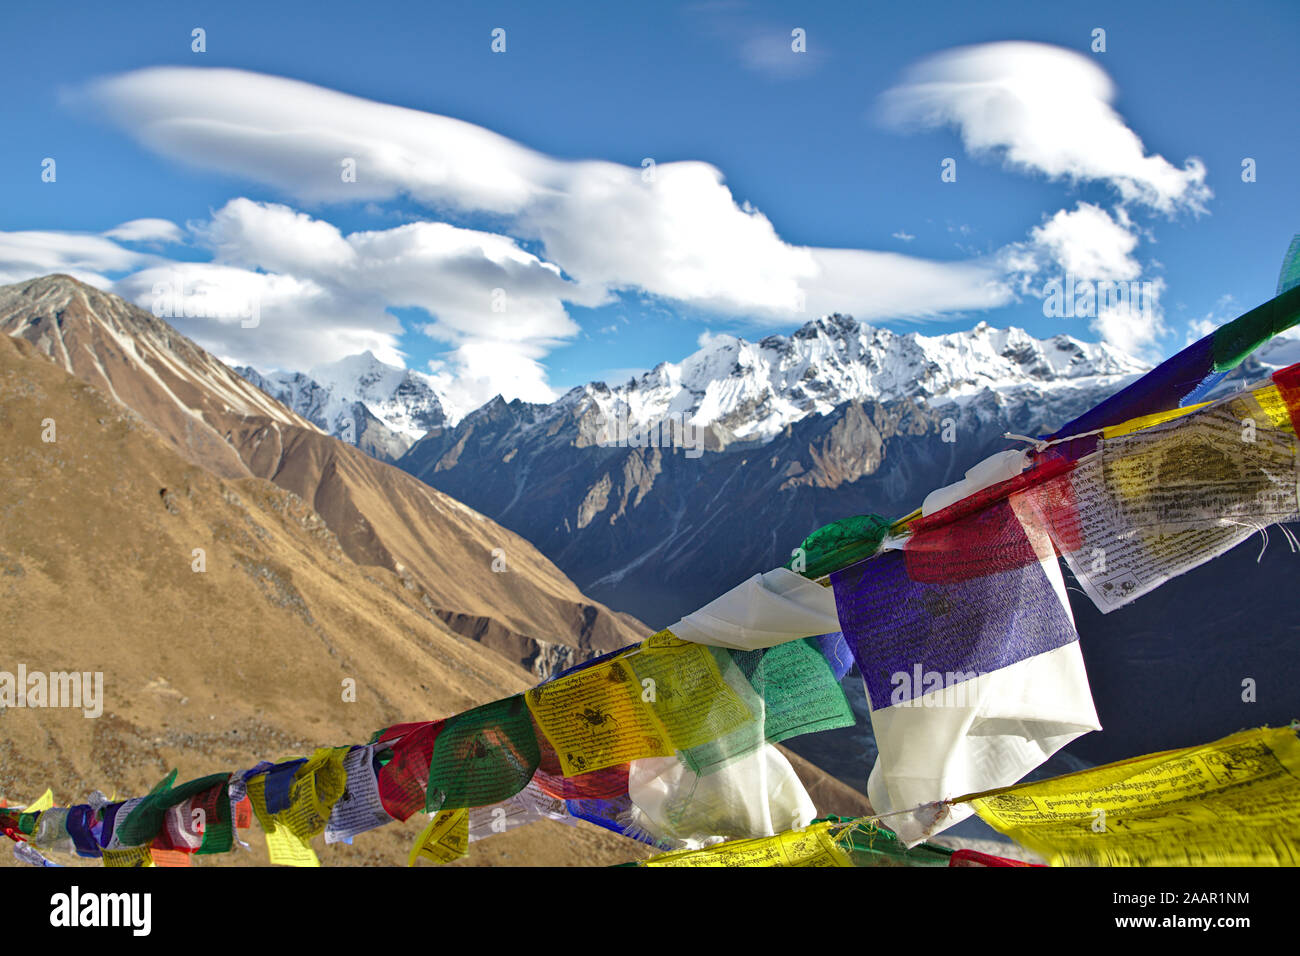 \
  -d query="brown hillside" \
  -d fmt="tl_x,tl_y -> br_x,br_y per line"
0,275 -> 646,675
